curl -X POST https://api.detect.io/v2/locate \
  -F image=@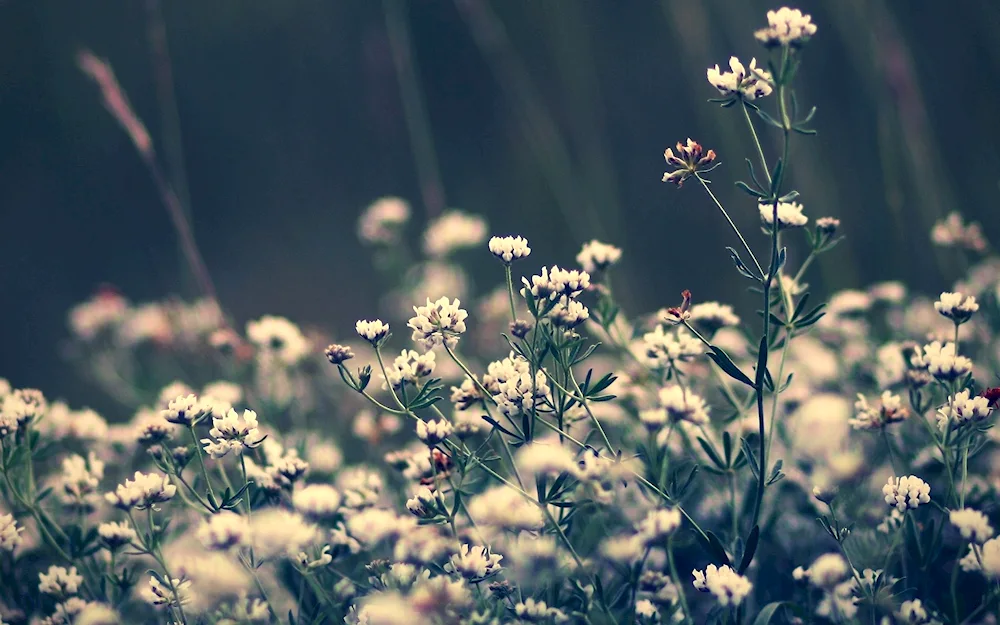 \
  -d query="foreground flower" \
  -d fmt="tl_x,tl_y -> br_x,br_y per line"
934,292 -> 979,325
911,341 -> 972,381
576,240 -> 622,273
408,297 -> 468,350
202,408 -> 266,459
692,564 -> 752,606
936,390 -> 991,431
707,56 -> 773,101
662,139 -> 717,187
356,319 -> 390,346
754,6 -> 817,47
161,393 -> 207,426
523,266 -> 591,300
850,391 -> 907,430
141,576 -> 192,608
445,544 -> 504,581
105,472 -> 176,510
0,514 -> 23,552
883,475 -> 930,511
39,566 -> 84,596
488,235 -> 531,264
416,419 -> 453,446
759,201 -> 808,230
